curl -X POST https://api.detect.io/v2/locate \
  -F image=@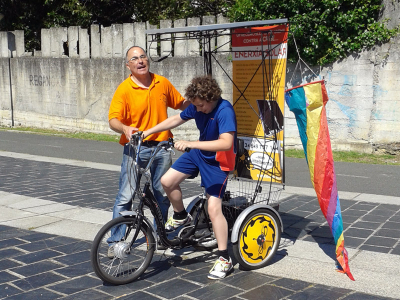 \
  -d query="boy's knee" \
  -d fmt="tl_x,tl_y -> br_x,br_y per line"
208,209 -> 216,221
207,203 -> 221,220
160,175 -> 168,188
161,174 -> 176,190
